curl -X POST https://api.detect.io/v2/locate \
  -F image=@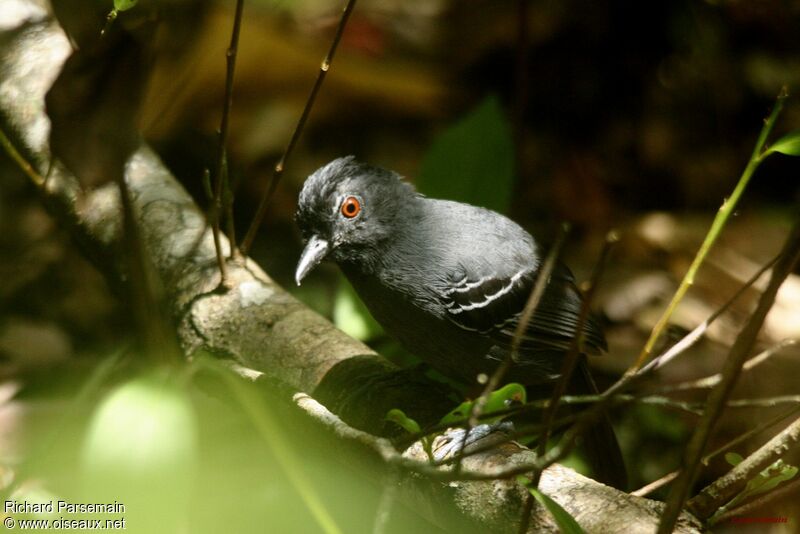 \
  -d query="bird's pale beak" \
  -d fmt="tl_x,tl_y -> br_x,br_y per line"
295,235 -> 331,286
